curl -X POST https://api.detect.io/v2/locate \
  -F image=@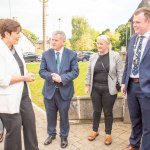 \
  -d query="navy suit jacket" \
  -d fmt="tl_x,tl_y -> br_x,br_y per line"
122,34 -> 150,97
39,48 -> 79,100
